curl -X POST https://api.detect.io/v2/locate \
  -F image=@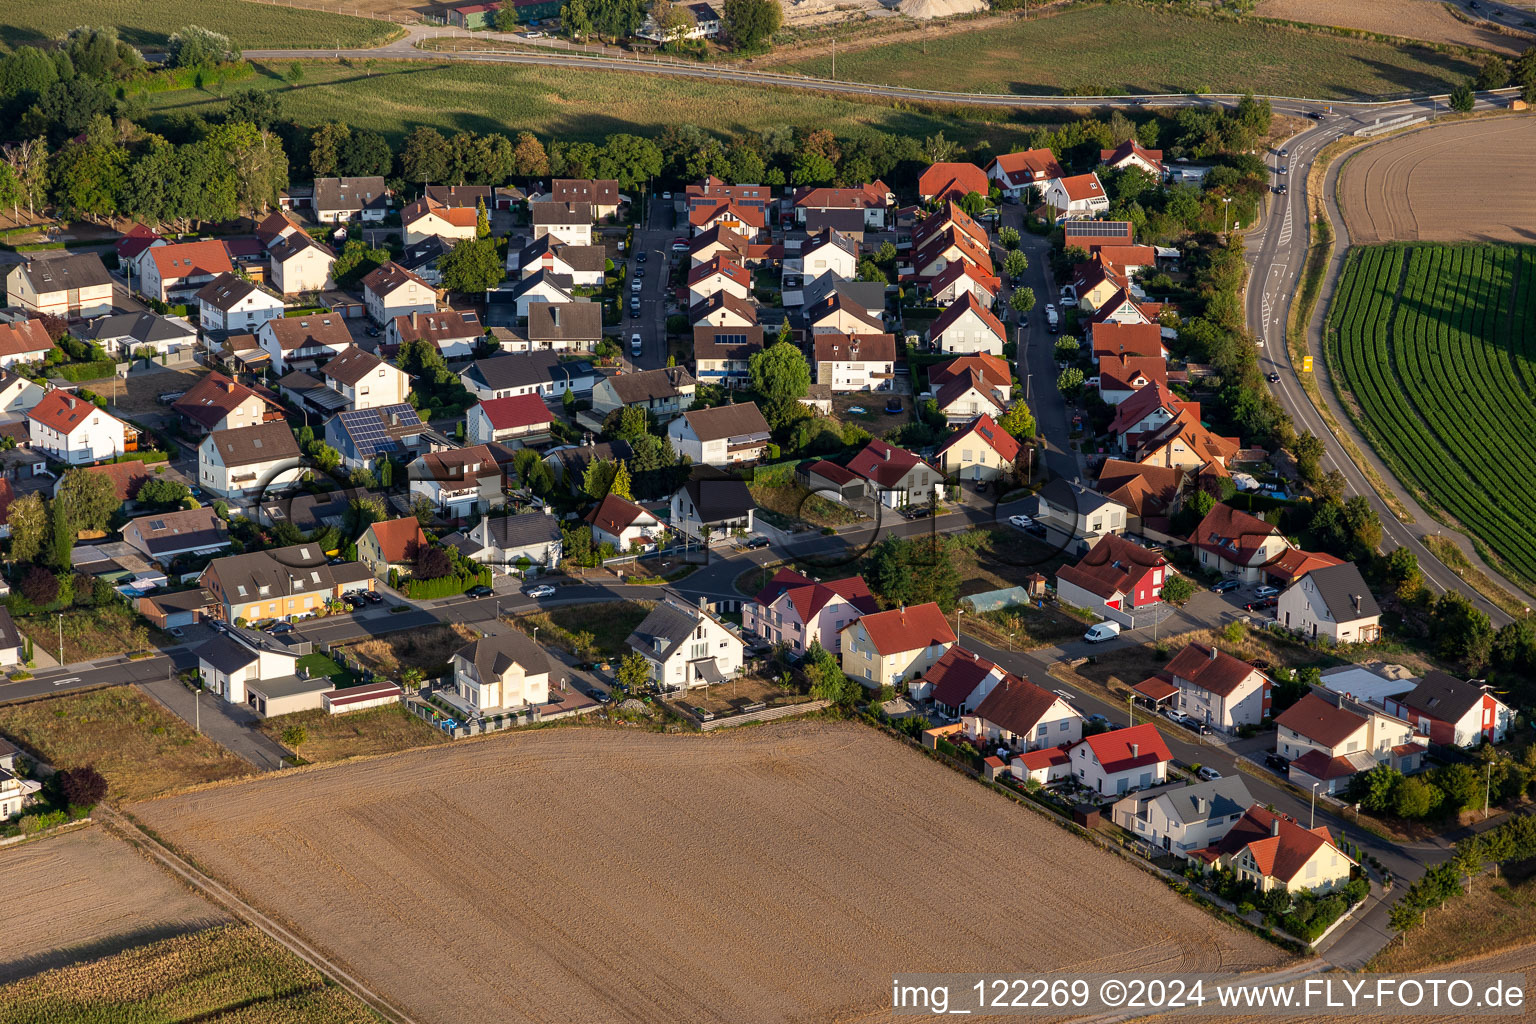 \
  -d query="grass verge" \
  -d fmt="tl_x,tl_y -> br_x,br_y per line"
1422,536 -> 1528,618
0,686 -> 248,802
258,705 -> 448,762
1368,871 -> 1536,972
0,0 -> 401,51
